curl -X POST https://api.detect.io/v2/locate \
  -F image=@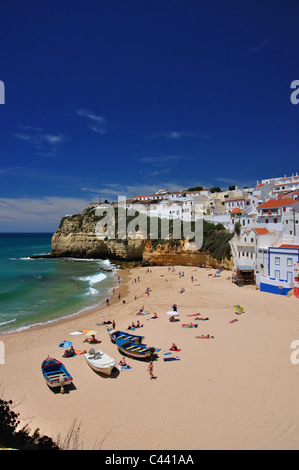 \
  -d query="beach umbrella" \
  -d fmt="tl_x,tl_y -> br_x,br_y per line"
166,311 -> 179,316
85,330 -> 98,336
58,340 -> 73,348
